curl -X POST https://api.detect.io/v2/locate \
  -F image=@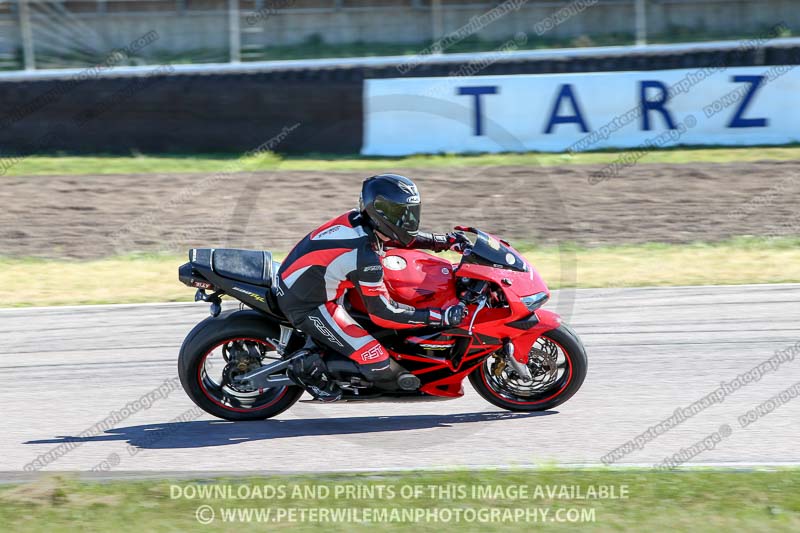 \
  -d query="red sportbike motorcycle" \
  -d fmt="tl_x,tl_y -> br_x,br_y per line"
177,227 -> 587,421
